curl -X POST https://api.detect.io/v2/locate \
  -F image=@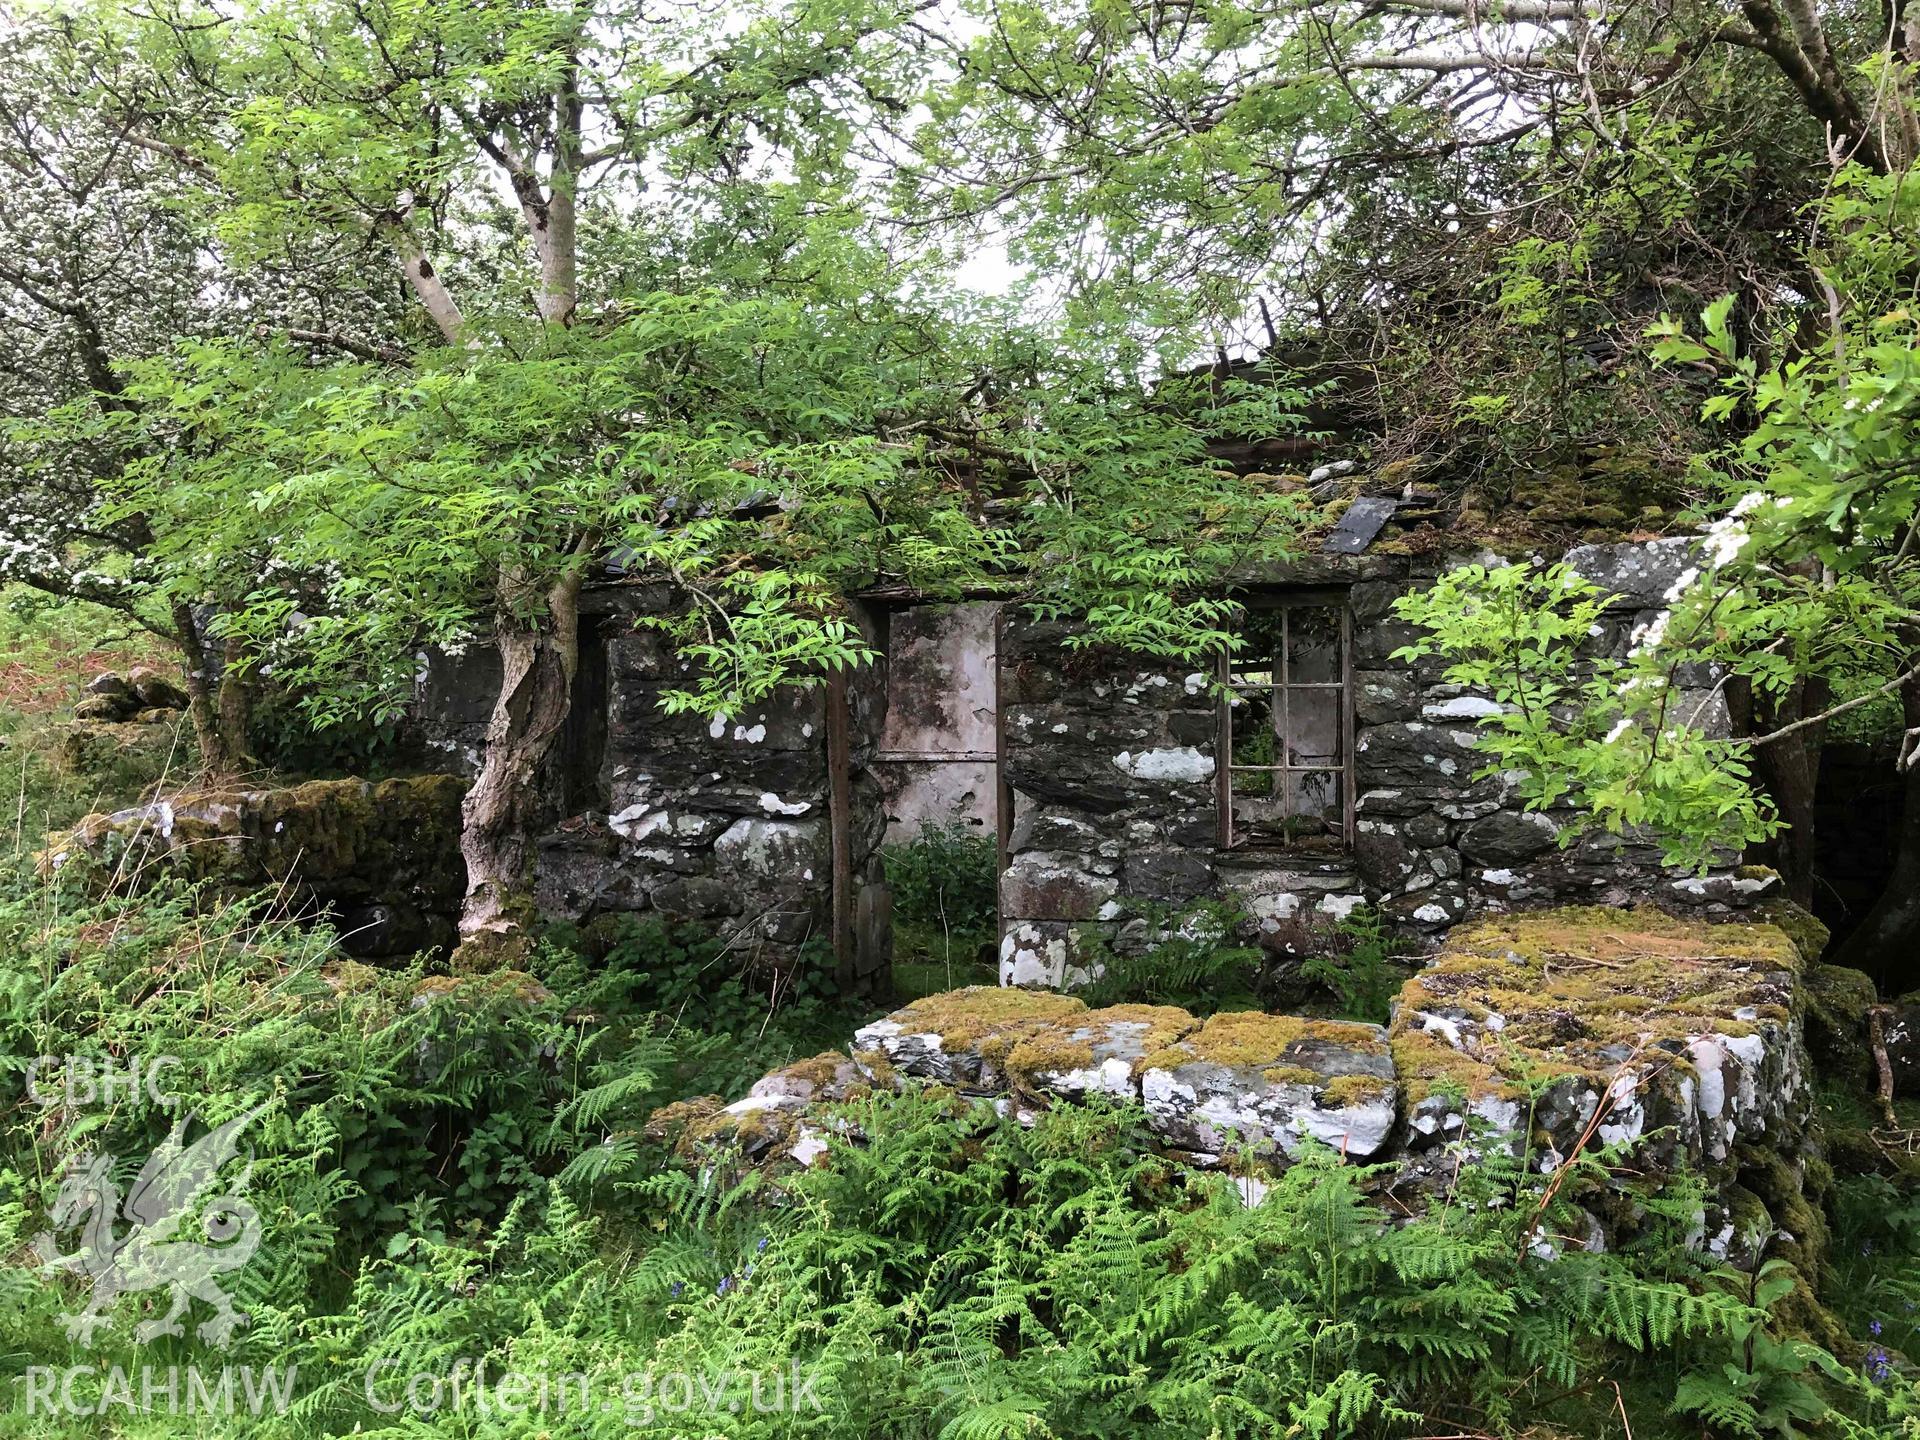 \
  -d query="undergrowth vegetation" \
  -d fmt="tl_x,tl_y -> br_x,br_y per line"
883,821 -> 999,997
0,877 -> 1915,1437
0,607 -> 1915,1438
